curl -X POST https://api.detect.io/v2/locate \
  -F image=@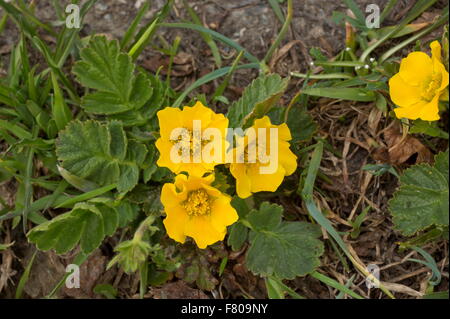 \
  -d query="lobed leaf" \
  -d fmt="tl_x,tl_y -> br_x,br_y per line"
73,36 -> 152,115
245,202 -> 324,279
28,200 -> 118,254
227,74 -> 289,129
389,150 -> 449,236
56,120 -> 147,193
